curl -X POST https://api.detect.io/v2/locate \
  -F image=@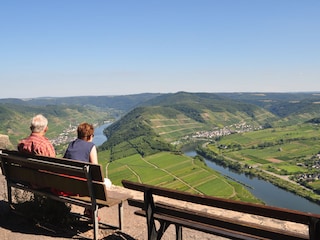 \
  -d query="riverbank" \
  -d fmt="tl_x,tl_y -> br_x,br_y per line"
247,167 -> 320,204
195,146 -> 320,212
